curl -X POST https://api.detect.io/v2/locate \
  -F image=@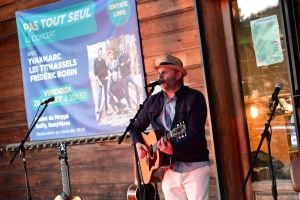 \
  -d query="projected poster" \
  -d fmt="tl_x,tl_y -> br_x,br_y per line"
16,0 -> 146,141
